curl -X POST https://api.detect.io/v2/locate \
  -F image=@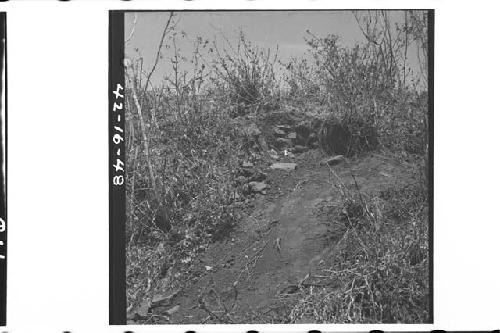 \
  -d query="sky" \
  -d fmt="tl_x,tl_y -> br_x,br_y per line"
125,11 -> 424,89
